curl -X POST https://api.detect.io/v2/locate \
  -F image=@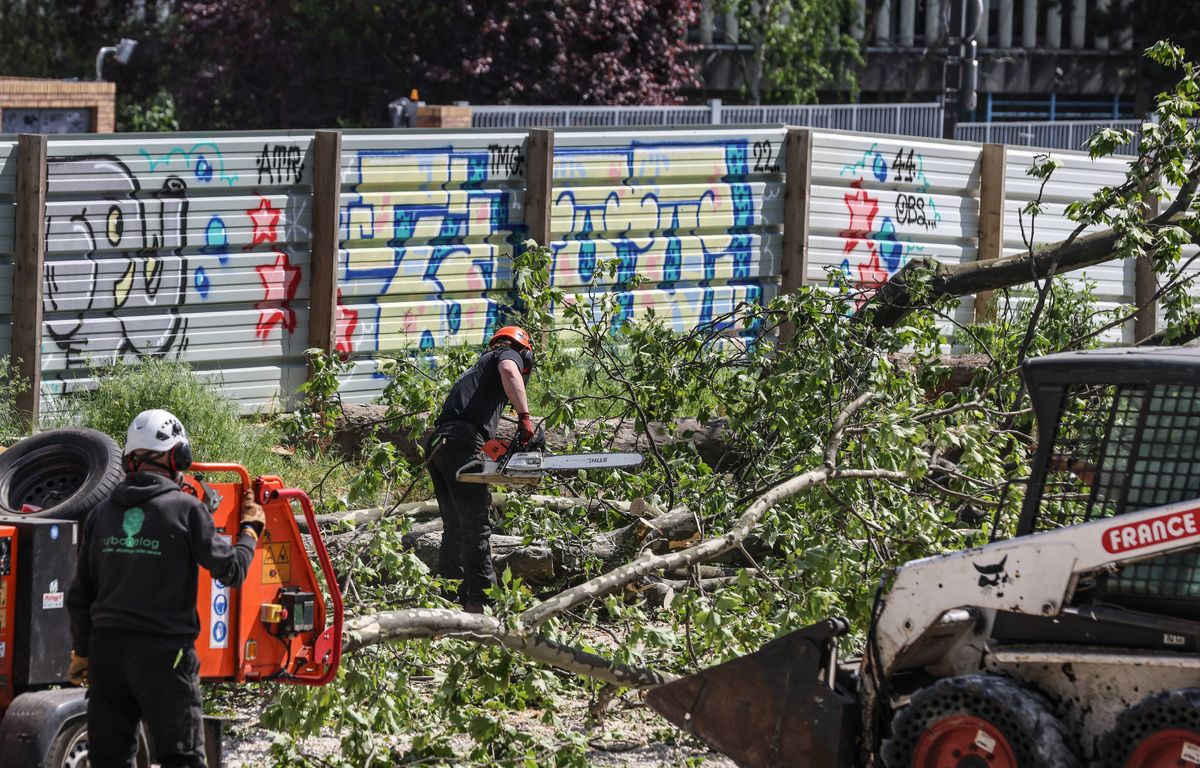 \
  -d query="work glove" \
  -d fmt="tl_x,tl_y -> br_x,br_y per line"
68,652 -> 88,687
240,489 -> 266,540
517,412 -> 535,445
